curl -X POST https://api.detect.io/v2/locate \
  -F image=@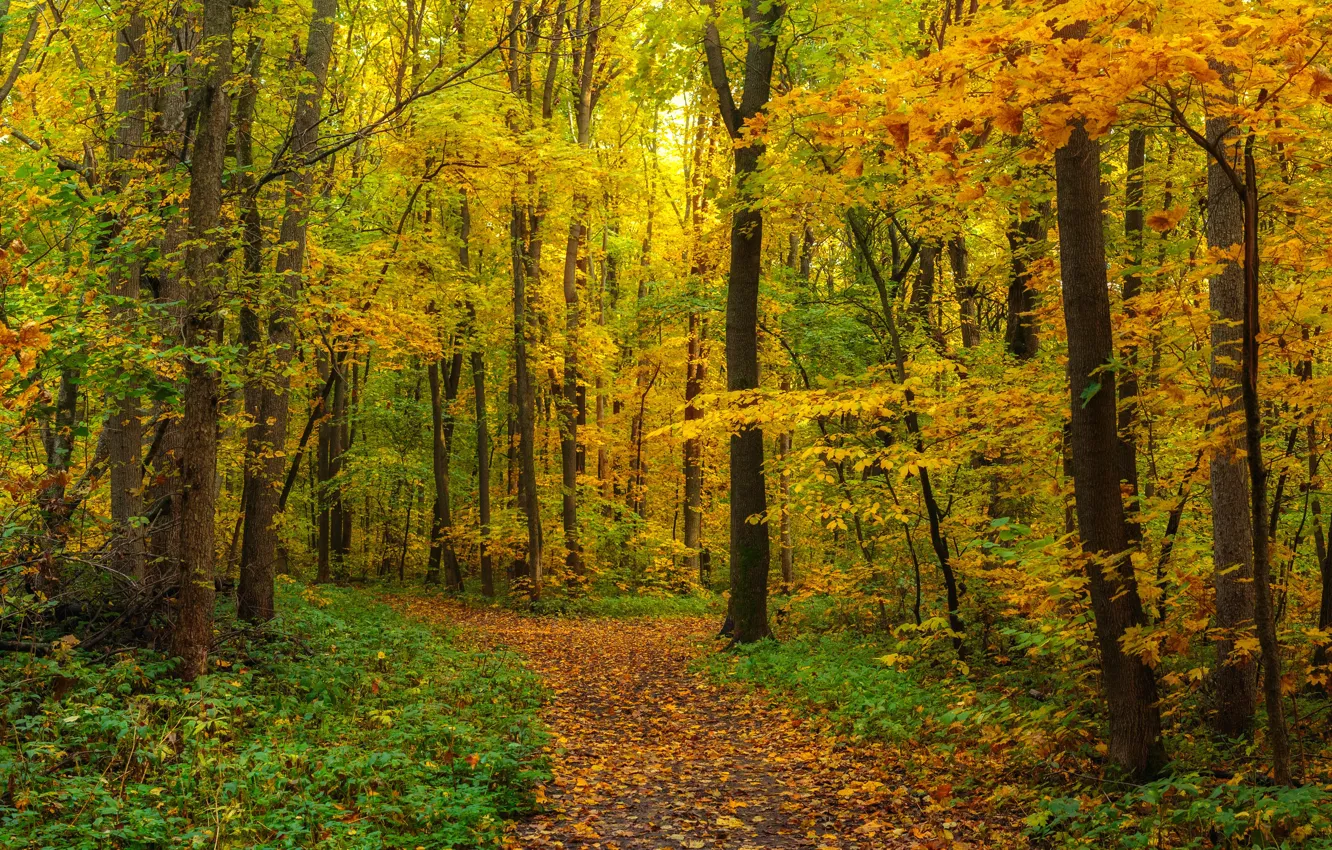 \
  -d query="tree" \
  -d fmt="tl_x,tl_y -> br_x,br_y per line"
703,0 -> 784,643
171,0 -> 234,681
1053,38 -> 1164,776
